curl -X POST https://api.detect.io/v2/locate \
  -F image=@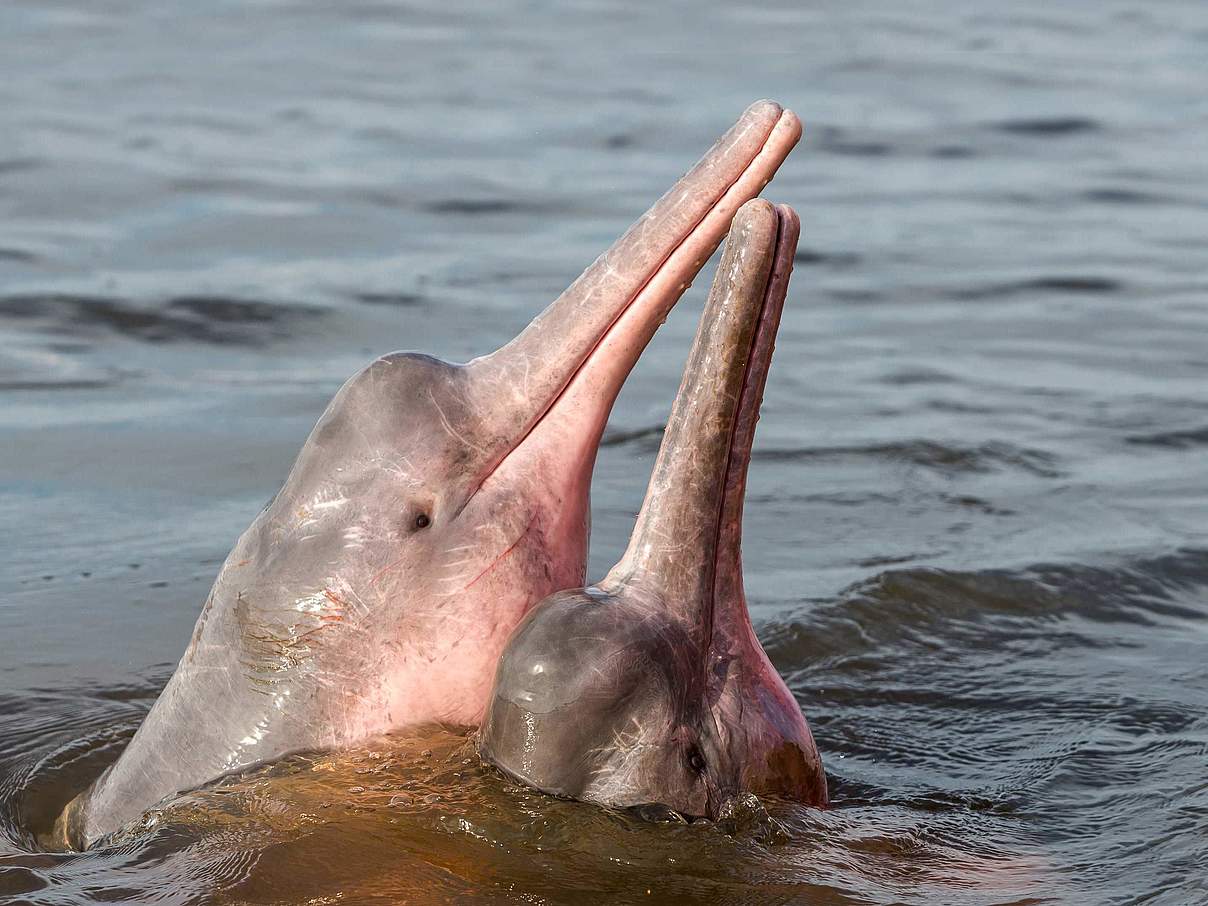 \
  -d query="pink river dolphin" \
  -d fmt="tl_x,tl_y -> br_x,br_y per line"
59,101 -> 802,849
